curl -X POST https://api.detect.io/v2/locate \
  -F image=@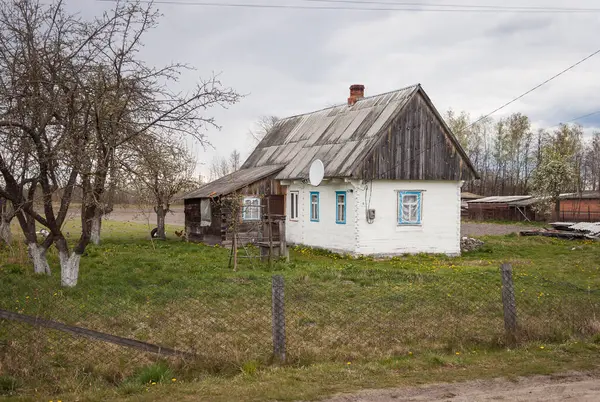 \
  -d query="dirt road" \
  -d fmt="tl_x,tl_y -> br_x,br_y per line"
461,222 -> 540,237
323,372 -> 600,402
103,206 -> 185,226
